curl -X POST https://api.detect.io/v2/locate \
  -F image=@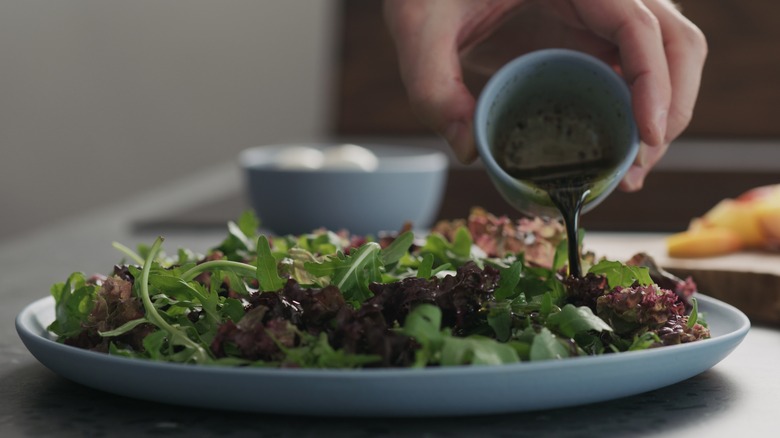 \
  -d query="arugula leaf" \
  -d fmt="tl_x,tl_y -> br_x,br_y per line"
494,260 -> 523,300
530,328 -> 571,361
487,301 -> 512,342
546,304 -> 613,338
305,242 -> 383,304
420,227 -> 473,266
236,210 -> 260,241
440,336 -> 519,366
628,332 -> 662,351
215,210 -> 260,261
98,318 -> 148,337
283,247 -> 329,286
451,227 -> 473,259
417,253 -> 434,280
380,231 -> 414,266
539,292 -> 556,316
283,333 -> 380,368
553,238 -> 569,272
137,237 -> 211,364
589,260 -> 652,289
256,235 -> 285,292
398,304 -> 445,367
112,242 -> 145,266
687,297 -> 701,328
220,297 -> 246,323
401,304 -> 519,366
